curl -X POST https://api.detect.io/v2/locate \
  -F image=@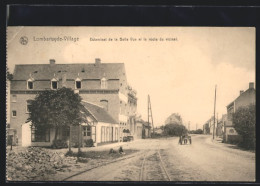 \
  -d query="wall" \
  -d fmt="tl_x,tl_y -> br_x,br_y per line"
11,79 -> 120,90
6,80 -> 11,124
235,89 -> 255,111
10,93 -> 36,145
96,122 -> 119,145
80,93 -> 120,122
21,122 -> 56,147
